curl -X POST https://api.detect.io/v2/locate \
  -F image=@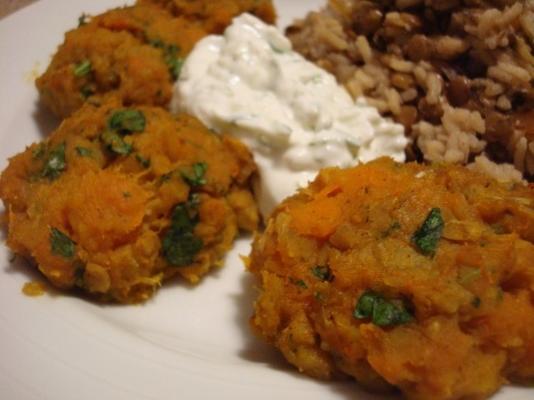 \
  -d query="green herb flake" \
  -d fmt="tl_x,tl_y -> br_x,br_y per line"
382,221 -> 401,238
290,278 -> 307,289
311,265 -> 334,282
80,85 -> 95,100
168,56 -> 184,80
100,130 -> 133,156
162,232 -> 203,266
472,296 -> 482,308
181,162 -> 208,187
148,38 -> 165,48
162,195 -> 203,267
135,154 -> 151,169
78,13 -> 89,27
411,208 -> 444,257
169,199 -> 198,232
353,291 -> 376,319
41,142 -> 66,181
149,39 -> 184,80
73,59 -> 92,77
32,143 -> 46,160
354,291 -> 413,327
75,146 -> 93,157
50,227 -> 75,259
108,109 -> 146,134
160,171 -> 173,183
